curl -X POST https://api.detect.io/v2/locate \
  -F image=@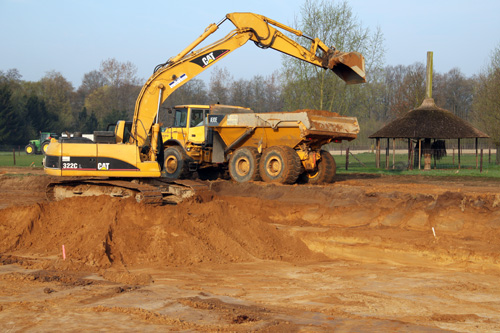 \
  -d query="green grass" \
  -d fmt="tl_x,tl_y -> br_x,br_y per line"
0,151 -> 44,167
2,150 -> 499,179
338,152 -> 500,178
